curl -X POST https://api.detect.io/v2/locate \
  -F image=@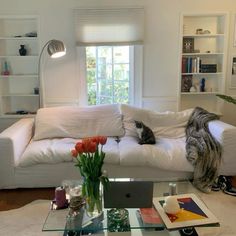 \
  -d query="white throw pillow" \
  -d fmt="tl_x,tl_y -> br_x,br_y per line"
120,104 -> 193,138
34,104 -> 124,140
120,104 -> 153,137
